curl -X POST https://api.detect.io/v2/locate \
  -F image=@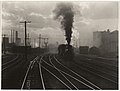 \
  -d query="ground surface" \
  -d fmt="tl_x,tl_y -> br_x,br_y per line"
2,53 -> 118,90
